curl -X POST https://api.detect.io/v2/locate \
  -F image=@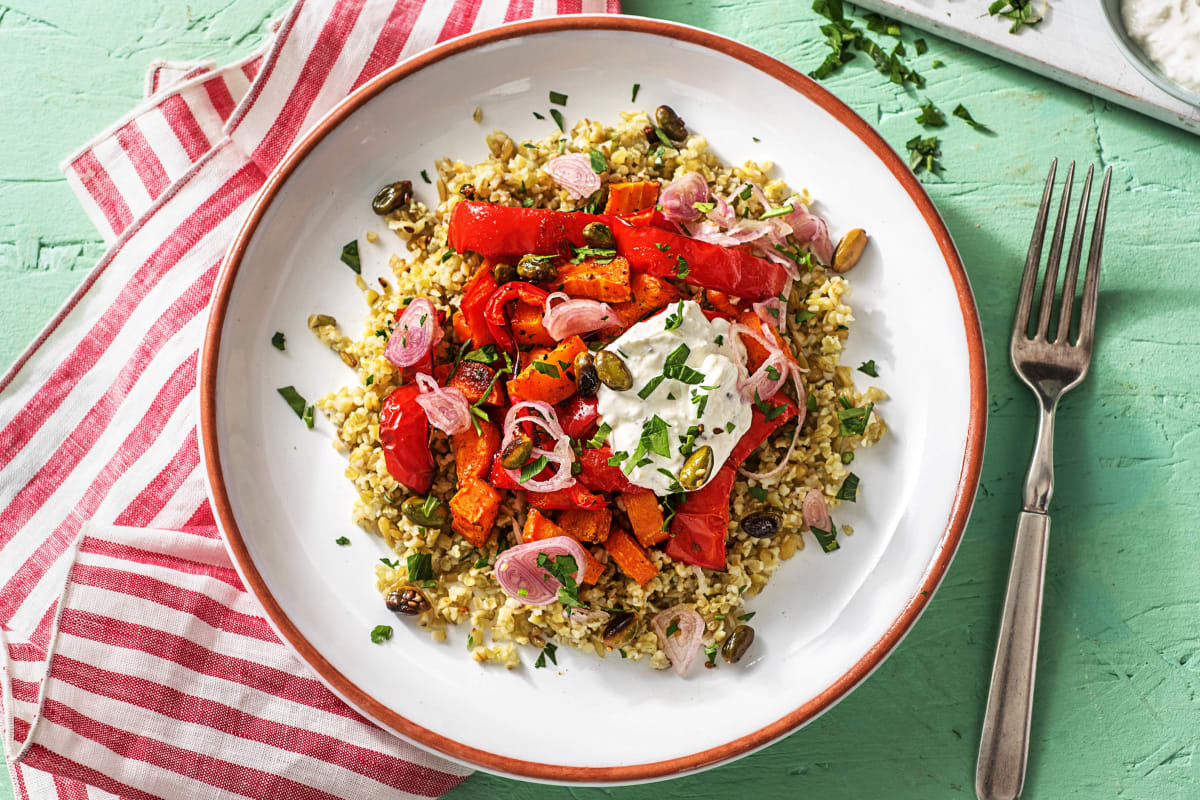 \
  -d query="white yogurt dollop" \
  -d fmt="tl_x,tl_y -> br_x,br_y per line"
1122,0 -> 1200,94
595,300 -> 752,496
